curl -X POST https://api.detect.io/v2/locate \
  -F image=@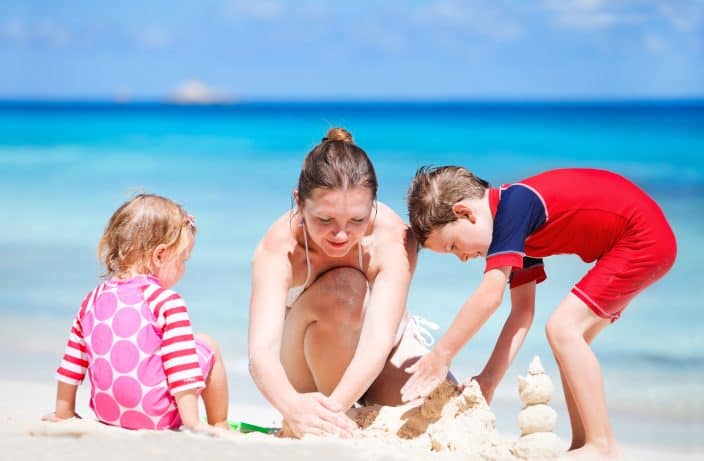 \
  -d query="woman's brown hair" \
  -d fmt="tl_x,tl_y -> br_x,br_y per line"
297,127 -> 378,204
